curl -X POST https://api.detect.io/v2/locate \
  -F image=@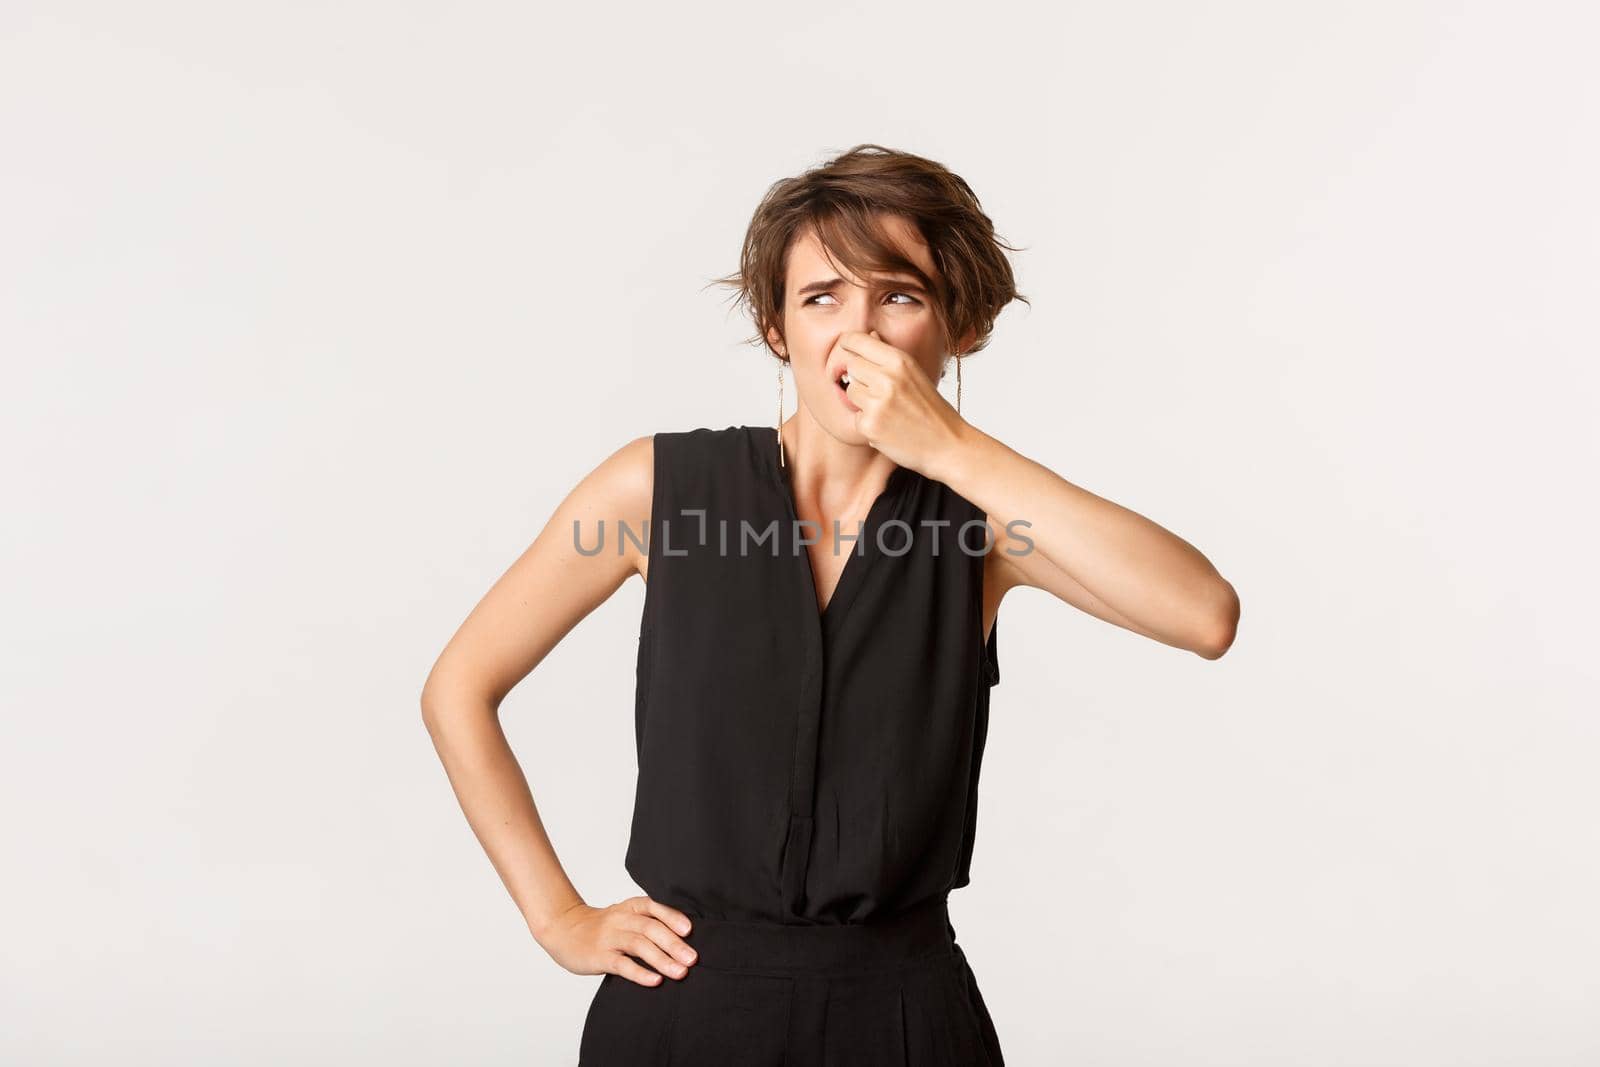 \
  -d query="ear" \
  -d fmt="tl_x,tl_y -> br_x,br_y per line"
765,325 -> 787,359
